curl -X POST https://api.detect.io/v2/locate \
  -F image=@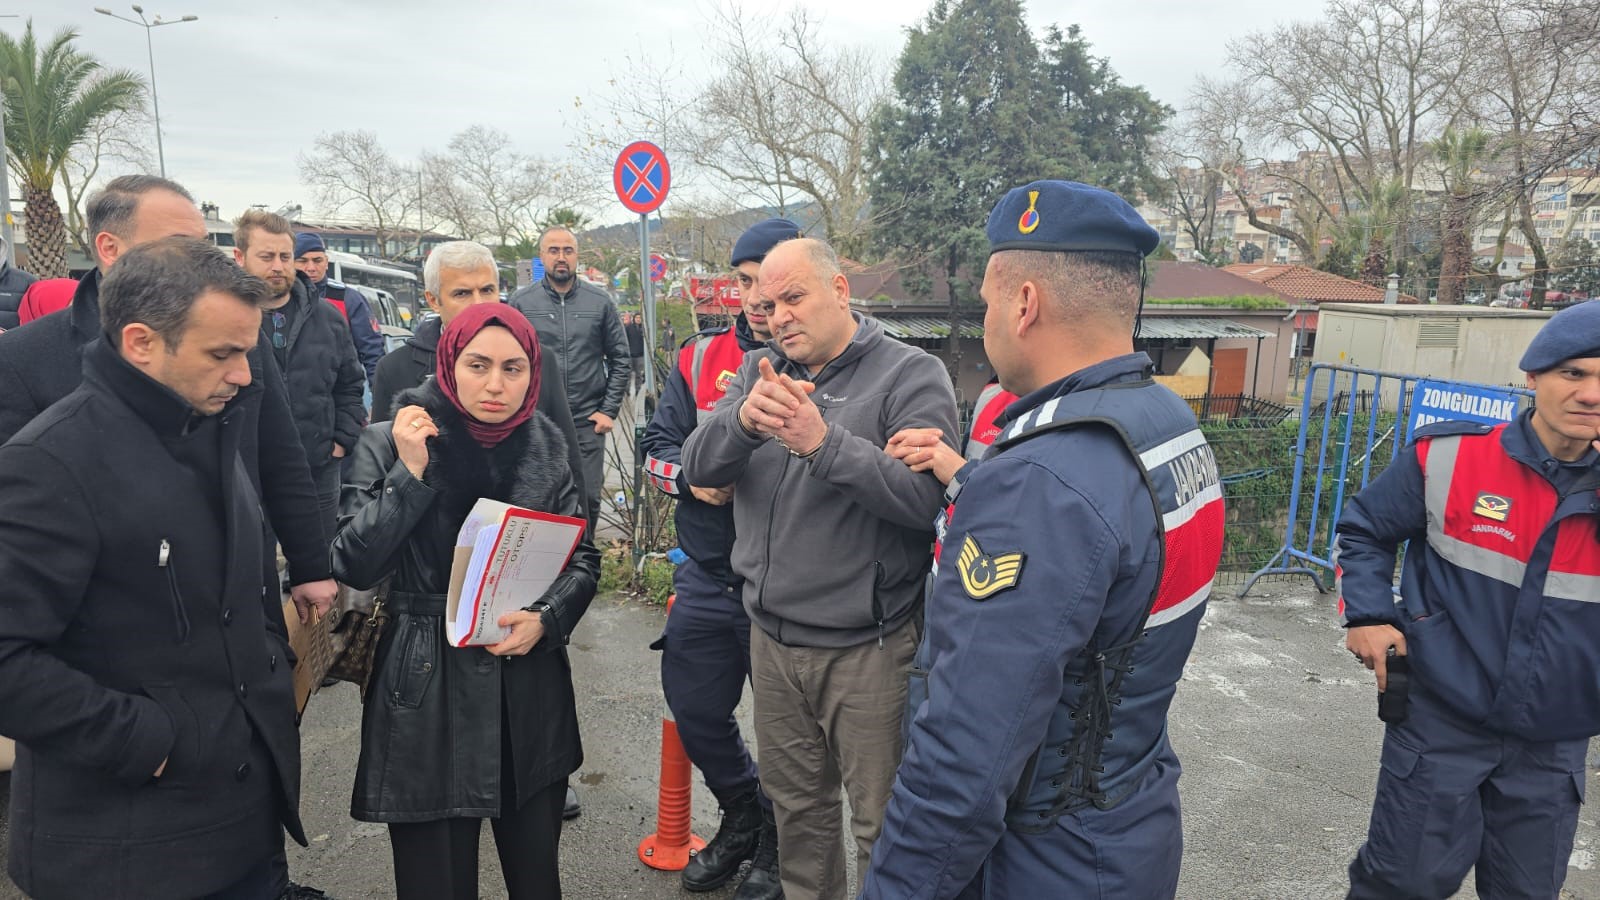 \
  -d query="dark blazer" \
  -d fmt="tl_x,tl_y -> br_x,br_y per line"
370,314 -> 591,522
332,378 -> 599,822
0,339 -> 304,900
0,271 -> 330,587
273,272 -> 367,467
